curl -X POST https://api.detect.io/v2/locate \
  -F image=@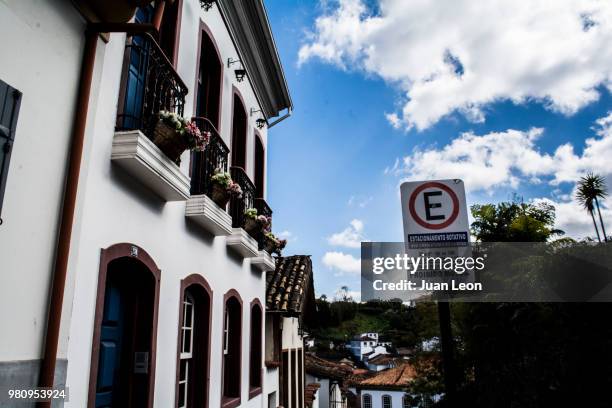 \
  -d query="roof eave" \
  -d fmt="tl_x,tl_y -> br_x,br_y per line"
216,0 -> 292,120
